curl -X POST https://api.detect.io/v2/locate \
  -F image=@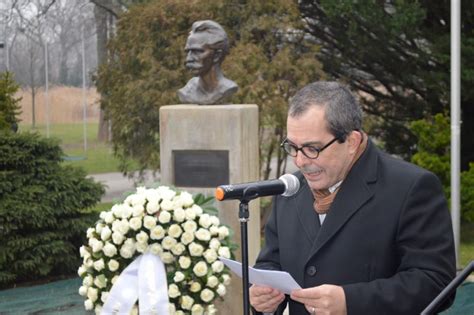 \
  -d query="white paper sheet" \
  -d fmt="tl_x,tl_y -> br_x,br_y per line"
219,257 -> 301,294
